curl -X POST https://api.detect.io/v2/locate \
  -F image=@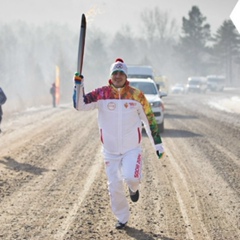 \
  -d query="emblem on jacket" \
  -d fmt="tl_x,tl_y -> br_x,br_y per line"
108,102 -> 116,110
124,102 -> 137,108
